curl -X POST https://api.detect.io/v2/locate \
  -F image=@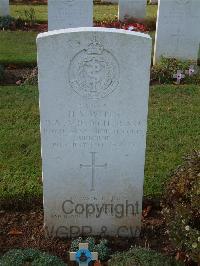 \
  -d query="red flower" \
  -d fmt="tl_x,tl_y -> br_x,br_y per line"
94,21 -> 147,33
